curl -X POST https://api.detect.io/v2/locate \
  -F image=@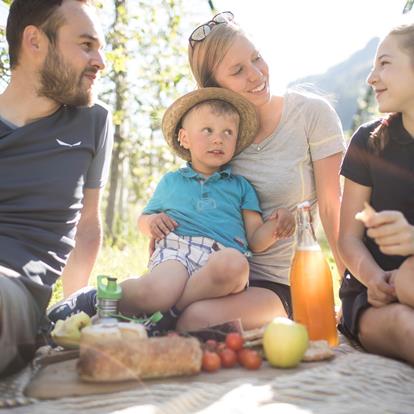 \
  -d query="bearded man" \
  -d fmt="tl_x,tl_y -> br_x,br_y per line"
0,0 -> 113,376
